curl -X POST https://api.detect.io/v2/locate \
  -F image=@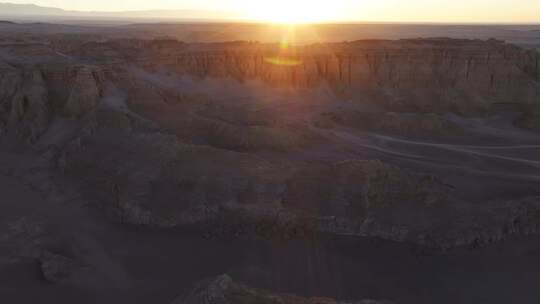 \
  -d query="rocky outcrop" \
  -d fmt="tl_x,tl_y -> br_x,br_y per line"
284,160 -> 450,216
58,124 -> 540,249
39,251 -> 81,283
283,161 -> 540,249
4,70 -> 50,142
117,77 -> 317,152
63,67 -> 102,117
325,196 -> 540,250
58,123 -> 292,228
173,274 -> 392,304
283,160 -> 449,243
0,64 -> 104,143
